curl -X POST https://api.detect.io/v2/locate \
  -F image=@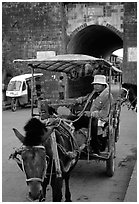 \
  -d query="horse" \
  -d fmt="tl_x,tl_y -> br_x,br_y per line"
122,83 -> 137,111
11,117 -> 80,202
